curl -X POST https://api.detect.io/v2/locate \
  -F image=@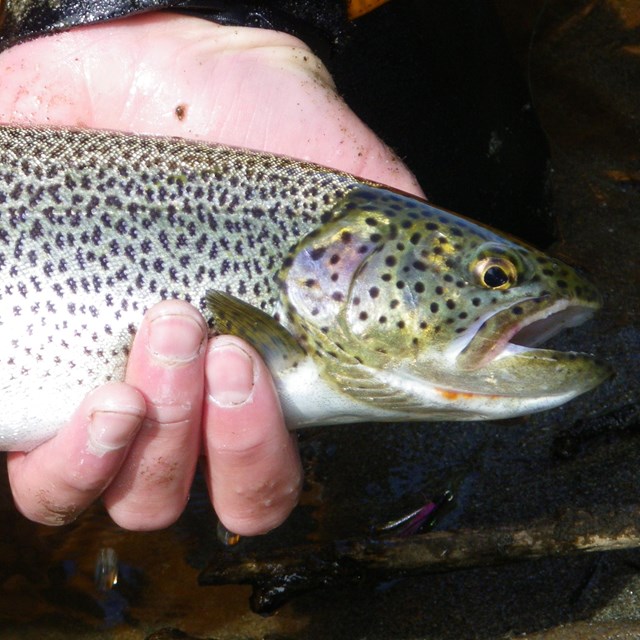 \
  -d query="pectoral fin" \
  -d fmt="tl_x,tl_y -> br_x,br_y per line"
205,291 -> 307,372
